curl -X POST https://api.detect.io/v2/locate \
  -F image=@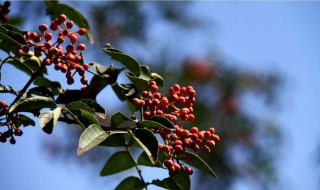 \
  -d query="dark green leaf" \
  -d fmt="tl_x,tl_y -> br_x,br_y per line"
150,115 -> 175,129
38,107 -> 62,134
151,178 -> 181,190
68,109 -> 99,128
67,101 -> 94,113
33,77 -> 63,95
0,25 -> 27,53
128,128 -> 158,164
5,54 -> 46,77
139,120 -> 171,130
110,112 -> 137,129
115,176 -> 146,190
9,96 -> 56,113
102,44 -> 141,76
126,72 -> 149,93
14,114 -> 35,127
1,24 -> 28,35
56,90 -> 82,104
79,99 -> 106,119
45,1 -> 93,43
77,124 -> 108,156
64,108 -> 85,129
177,151 -> 218,178
99,131 -> 128,147
172,170 -> 191,190
137,151 -> 168,168
151,72 -> 164,87
100,150 -> 136,176
28,86 -> 54,99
